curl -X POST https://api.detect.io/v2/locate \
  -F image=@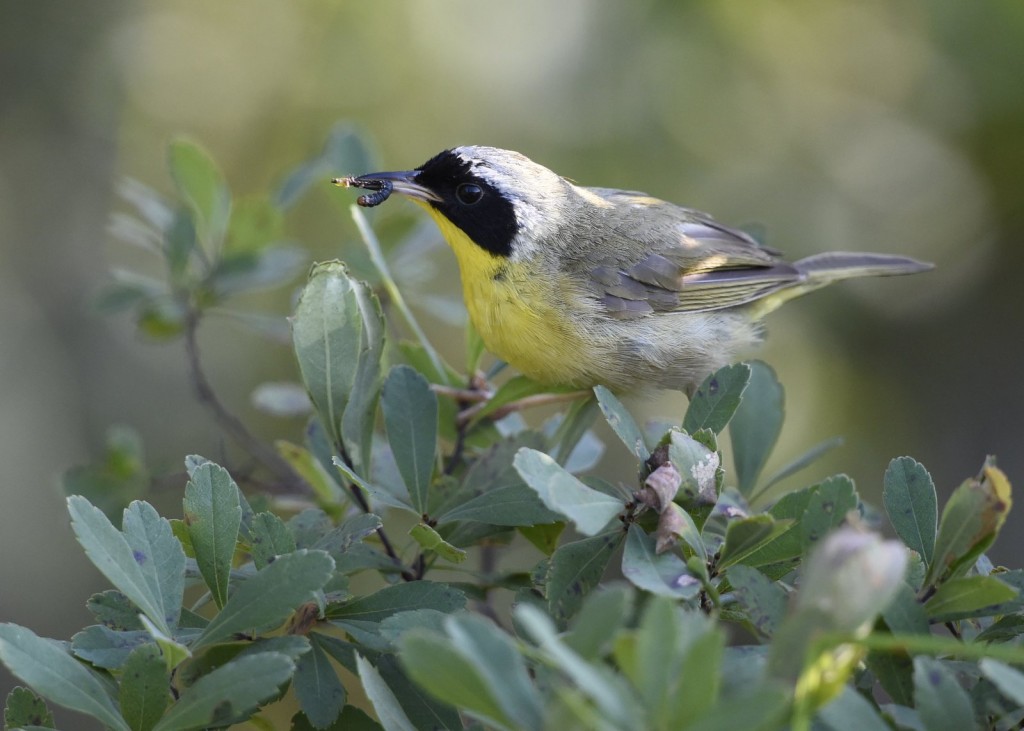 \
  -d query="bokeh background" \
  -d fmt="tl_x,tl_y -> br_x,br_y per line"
2,0 -> 1023,722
